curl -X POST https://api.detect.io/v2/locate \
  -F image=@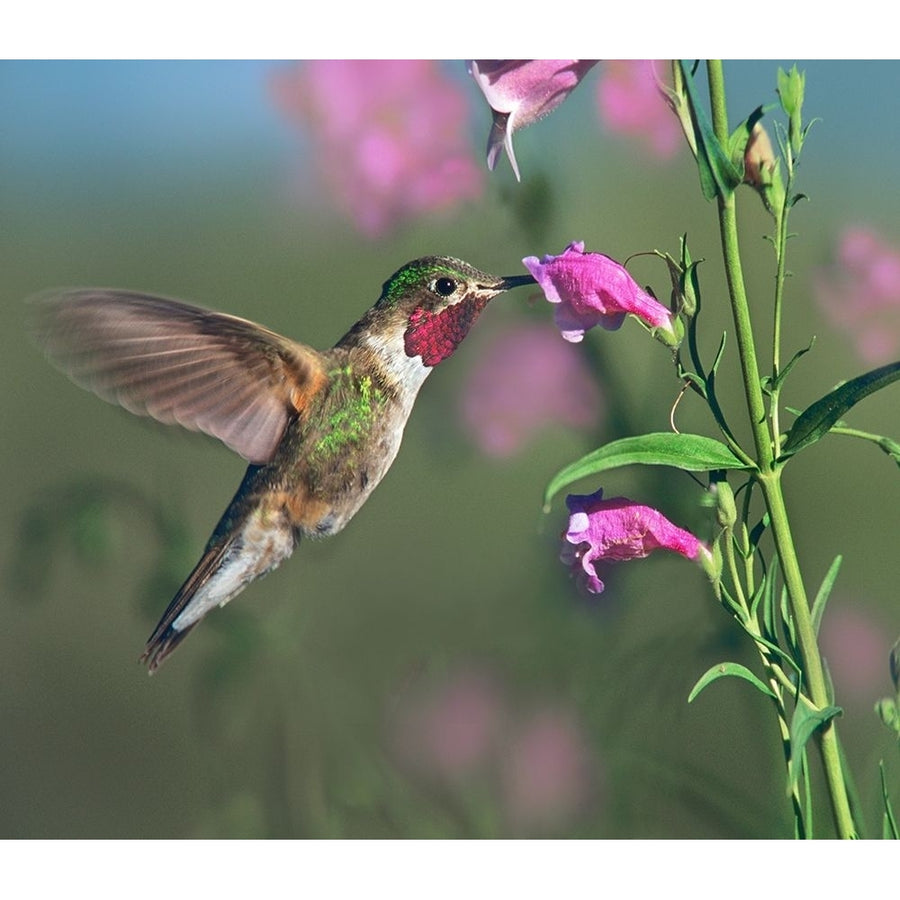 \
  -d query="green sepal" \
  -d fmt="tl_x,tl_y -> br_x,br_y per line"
788,702 -> 842,795
688,661 -> 776,703
780,360 -> 900,459
543,433 -> 754,508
